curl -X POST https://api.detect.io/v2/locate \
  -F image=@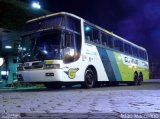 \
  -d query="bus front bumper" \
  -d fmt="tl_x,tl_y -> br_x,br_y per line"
17,69 -> 62,82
